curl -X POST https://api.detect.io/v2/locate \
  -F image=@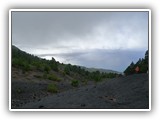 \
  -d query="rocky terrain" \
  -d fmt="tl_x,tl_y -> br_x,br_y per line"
12,73 -> 149,109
